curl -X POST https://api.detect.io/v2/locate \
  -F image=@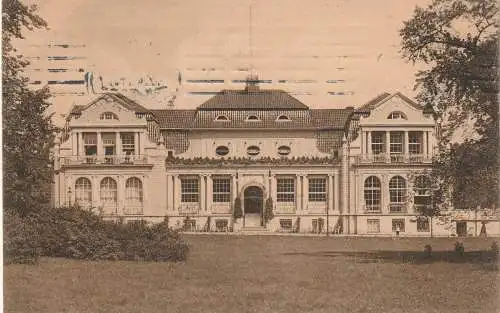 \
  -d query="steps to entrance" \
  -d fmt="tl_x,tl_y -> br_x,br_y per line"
242,226 -> 268,232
